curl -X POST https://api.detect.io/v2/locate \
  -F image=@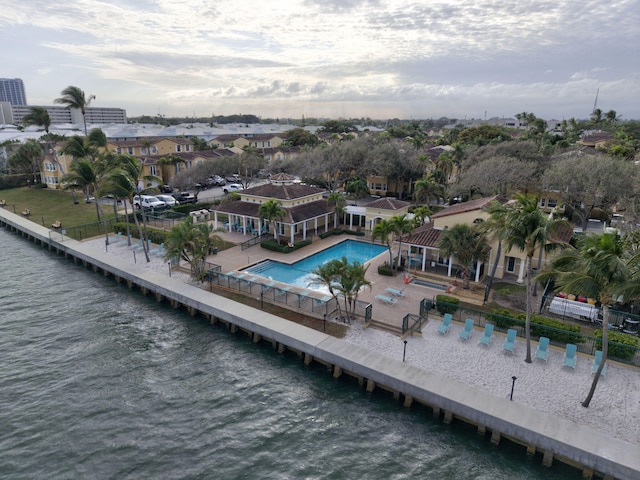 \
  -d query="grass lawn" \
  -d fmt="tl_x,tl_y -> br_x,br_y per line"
0,187 -> 111,228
